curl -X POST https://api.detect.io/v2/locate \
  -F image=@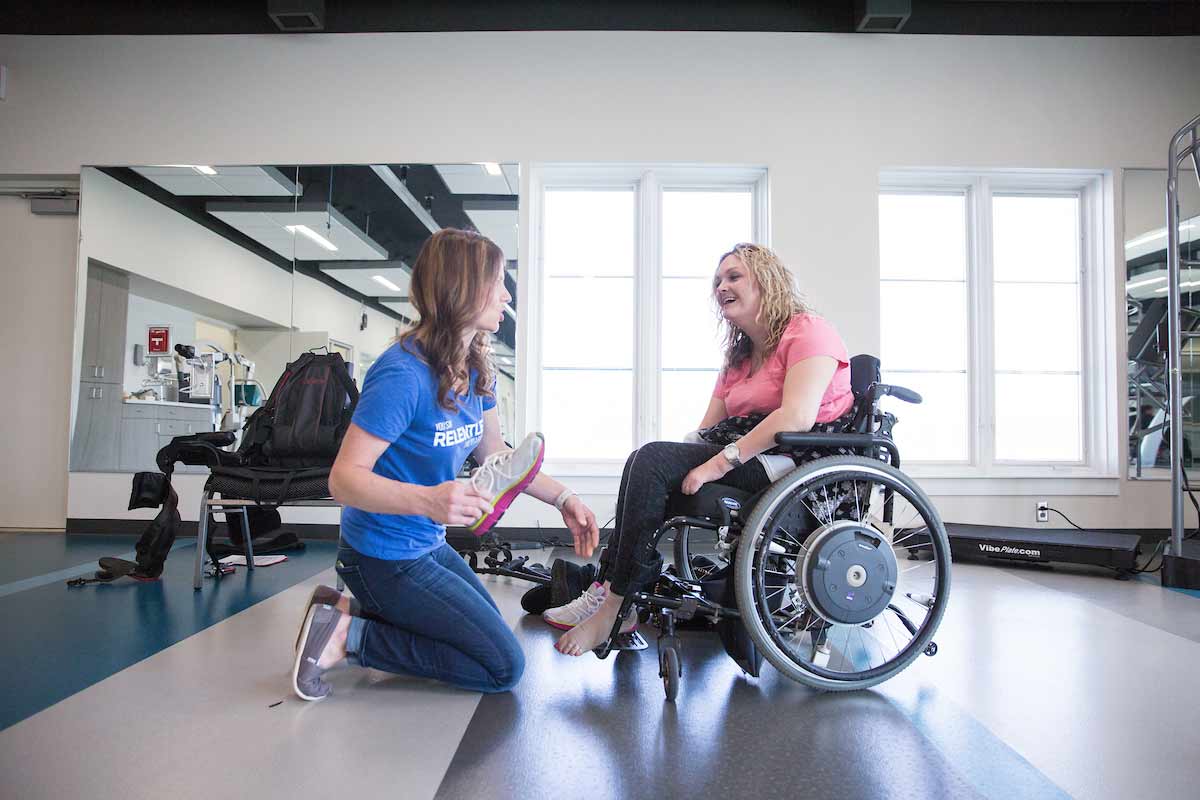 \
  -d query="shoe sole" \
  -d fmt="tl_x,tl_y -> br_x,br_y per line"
291,606 -> 330,702
468,442 -> 545,536
294,586 -> 336,652
543,615 -> 637,634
